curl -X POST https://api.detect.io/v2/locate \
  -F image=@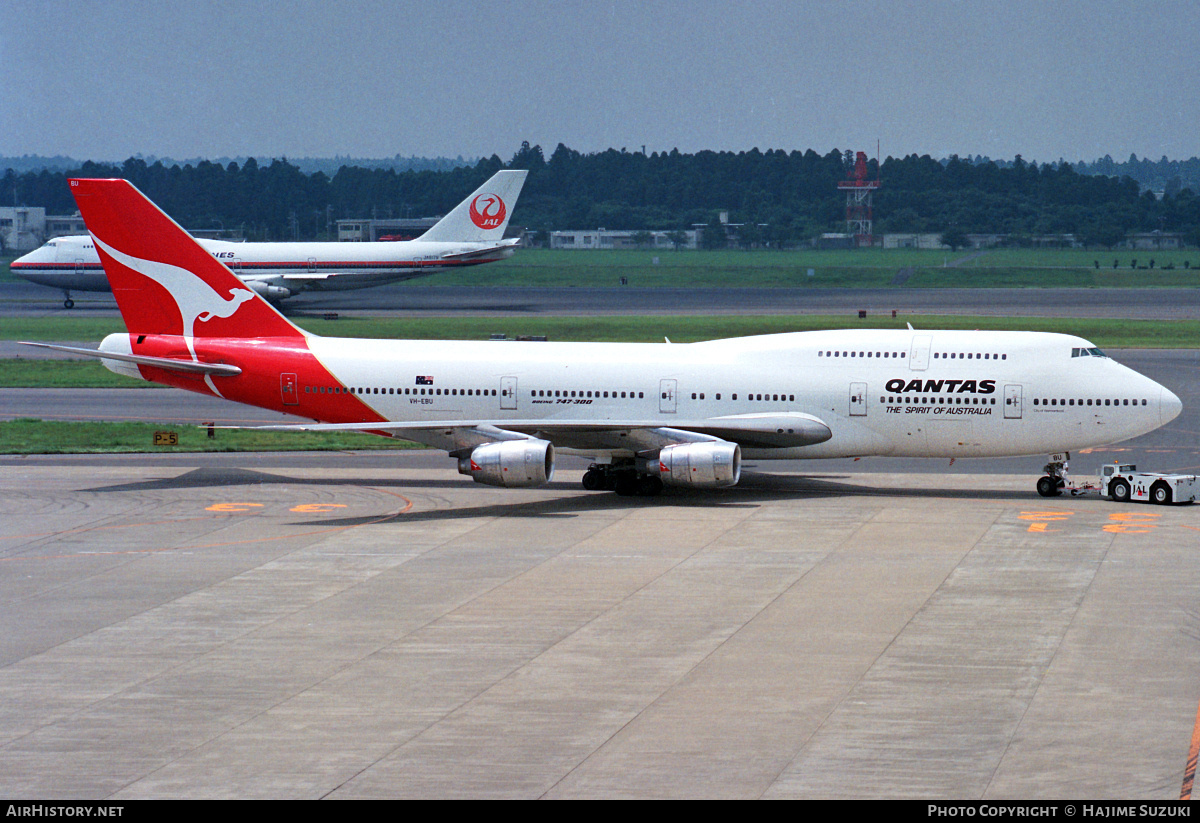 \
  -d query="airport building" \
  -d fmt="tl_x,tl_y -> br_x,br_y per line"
875,232 -> 1183,251
1127,231 -> 1183,250
882,233 -> 948,250
0,206 -> 87,252
336,218 -> 439,242
550,229 -> 698,250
